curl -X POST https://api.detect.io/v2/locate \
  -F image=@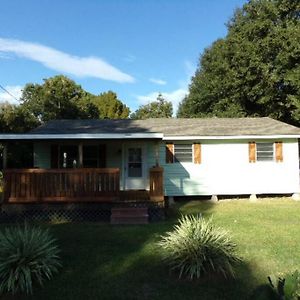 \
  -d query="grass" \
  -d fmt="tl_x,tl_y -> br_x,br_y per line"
3,197 -> 300,300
